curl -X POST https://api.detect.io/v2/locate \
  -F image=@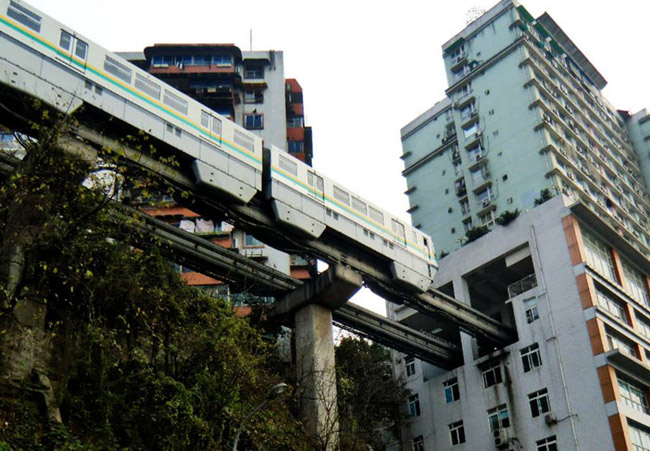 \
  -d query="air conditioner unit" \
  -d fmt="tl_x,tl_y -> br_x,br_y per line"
493,428 -> 509,448
544,413 -> 558,425
482,199 -> 492,208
